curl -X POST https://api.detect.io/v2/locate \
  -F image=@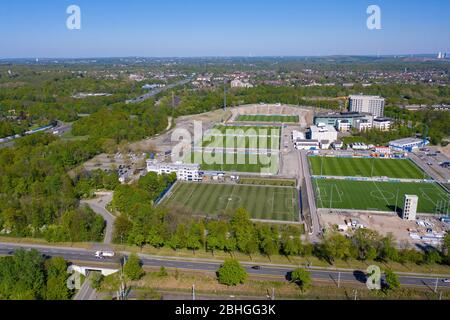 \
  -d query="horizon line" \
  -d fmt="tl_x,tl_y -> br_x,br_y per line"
1,53 -> 449,61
